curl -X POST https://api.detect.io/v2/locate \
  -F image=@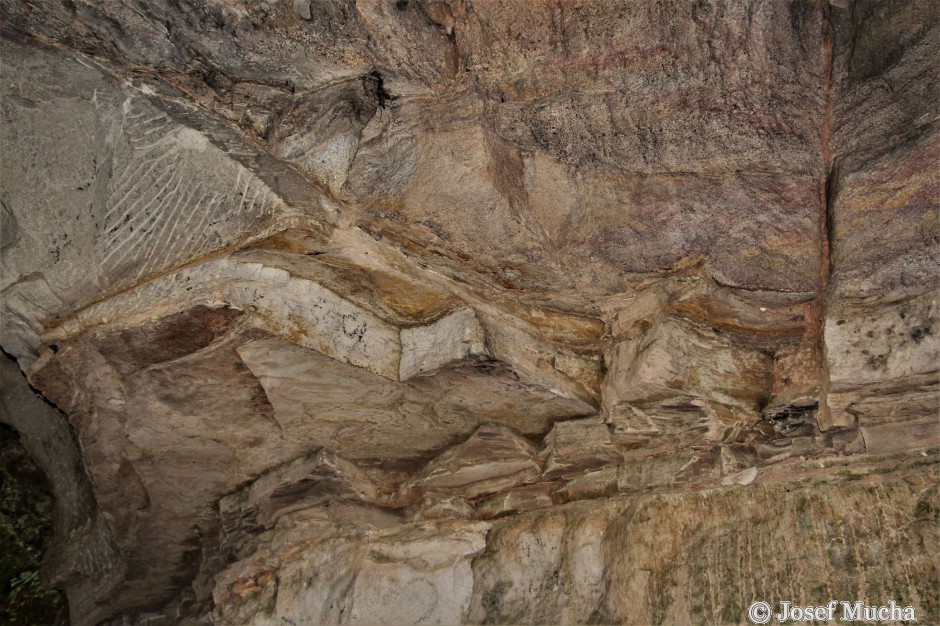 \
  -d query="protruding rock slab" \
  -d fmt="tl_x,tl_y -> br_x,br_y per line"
721,466 -> 758,487
556,465 -> 620,502
618,448 -> 720,493
408,494 -> 476,521
214,516 -> 491,626
404,424 -> 541,499
236,338 -> 592,465
94,306 -> 244,376
825,293 -> 939,434
477,483 -> 558,519
605,317 -> 773,412
604,317 -> 773,450
219,449 -> 384,535
234,242 -> 488,380
539,417 -> 622,479
48,251 -> 486,383
399,307 -> 486,380
479,309 -> 603,407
